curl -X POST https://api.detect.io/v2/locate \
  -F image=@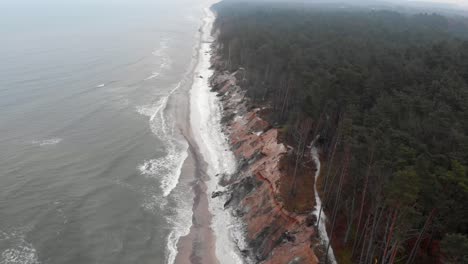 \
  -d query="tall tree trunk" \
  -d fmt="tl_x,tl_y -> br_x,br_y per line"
365,206 -> 384,264
389,241 -> 400,264
290,134 -> 305,197
344,193 -> 356,245
382,208 -> 399,263
405,208 -> 437,264
262,65 -> 270,101
317,115 -> 342,228
227,42 -> 232,70
379,211 -> 393,263
359,214 -> 372,264
352,147 -> 374,255
325,146 -> 350,263
280,78 -> 291,119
